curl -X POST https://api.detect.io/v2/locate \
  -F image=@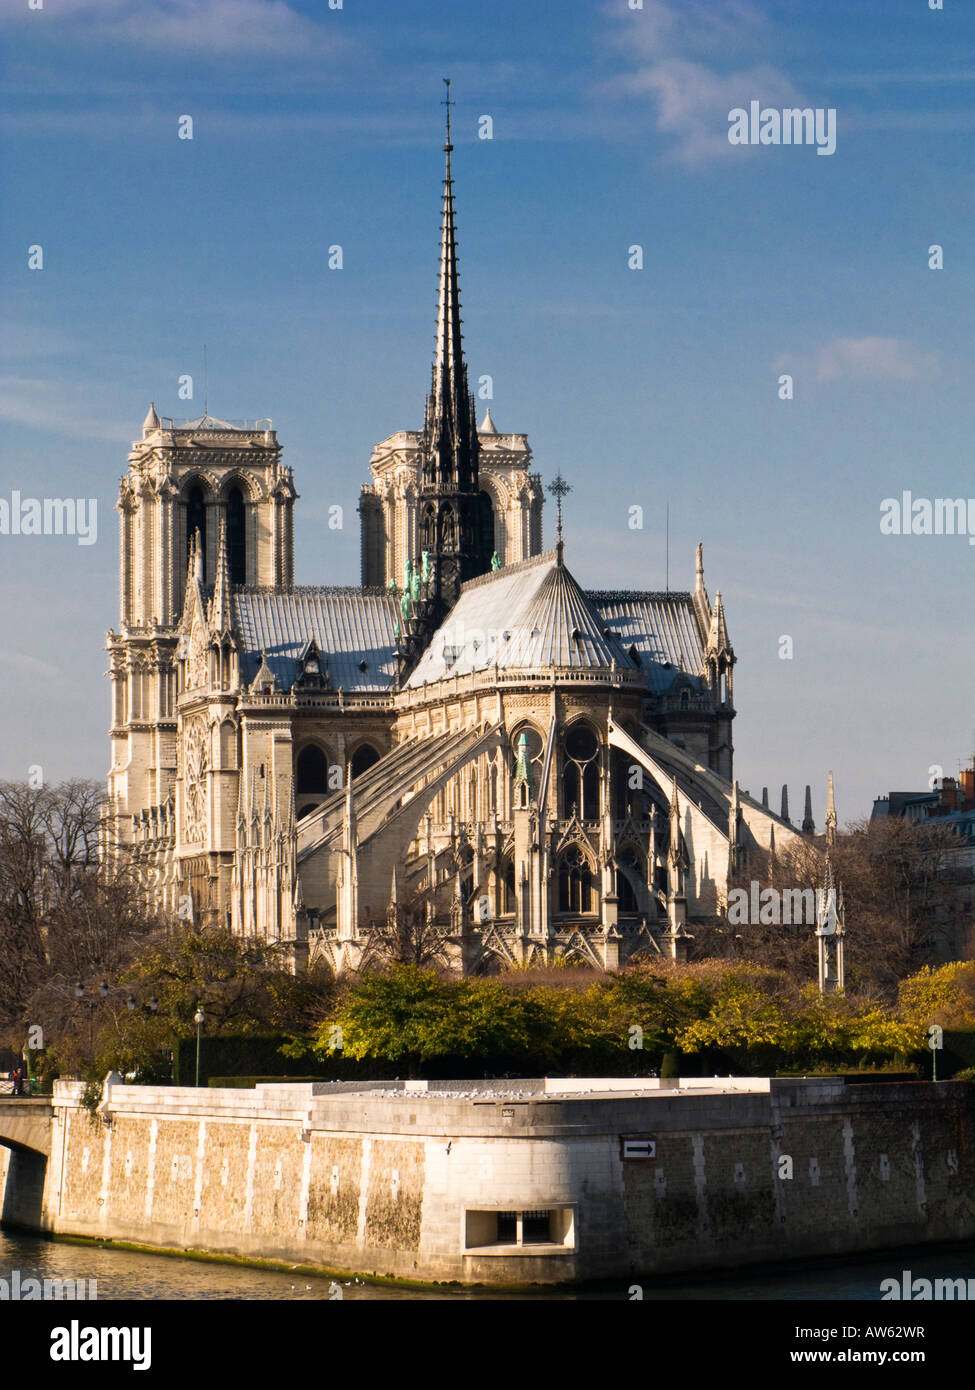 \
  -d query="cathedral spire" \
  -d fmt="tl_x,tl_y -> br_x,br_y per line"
424,76 -> 478,492
706,590 -> 730,654
417,79 -> 491,609
187,527 -> 203,588
209,518 -> 232,634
